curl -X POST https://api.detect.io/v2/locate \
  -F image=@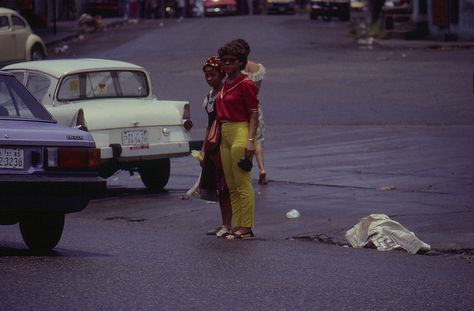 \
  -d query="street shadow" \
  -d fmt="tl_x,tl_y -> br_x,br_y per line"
97,186 -> 170,199
0,242 -> 111,258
